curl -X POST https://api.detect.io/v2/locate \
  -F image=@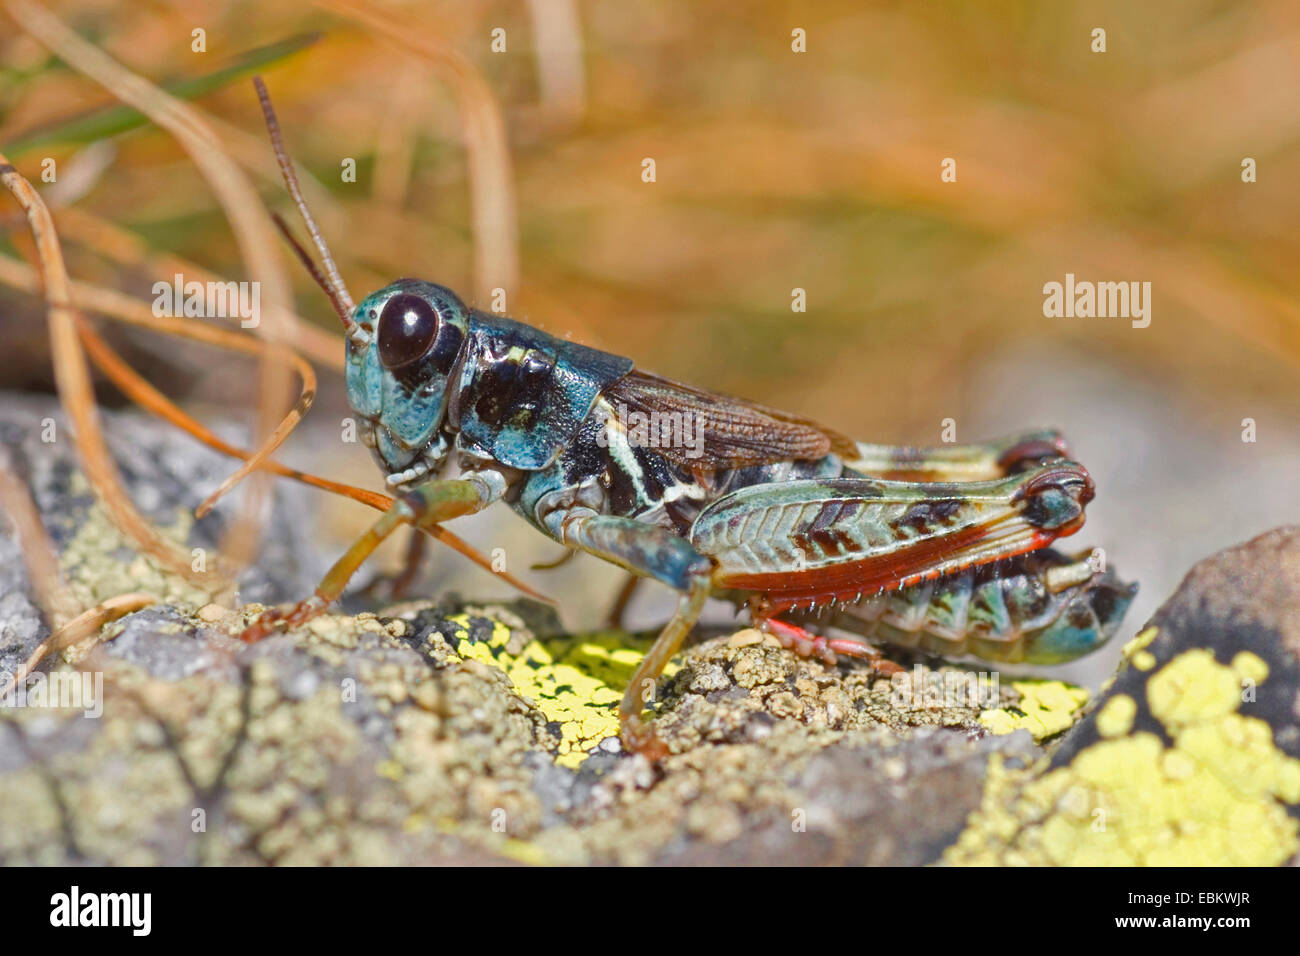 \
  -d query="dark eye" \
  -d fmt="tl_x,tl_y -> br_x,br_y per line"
377,293 -> 440,369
